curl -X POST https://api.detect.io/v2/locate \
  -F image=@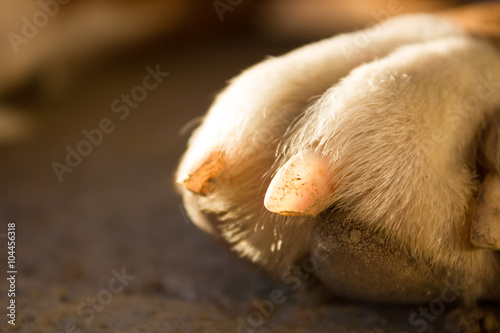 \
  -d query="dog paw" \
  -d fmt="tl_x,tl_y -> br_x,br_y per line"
177,11 -> 500,303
